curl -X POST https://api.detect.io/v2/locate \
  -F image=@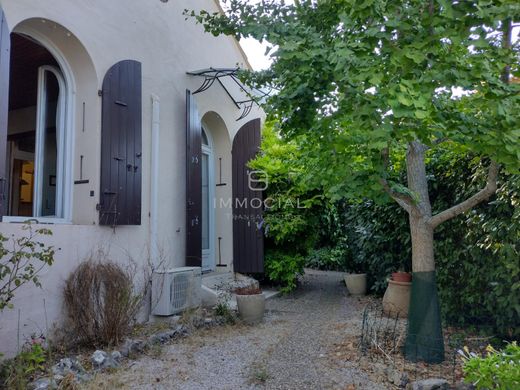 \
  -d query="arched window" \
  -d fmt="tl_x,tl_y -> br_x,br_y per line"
202,127 -> 209,147
4,33 -> 72,222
